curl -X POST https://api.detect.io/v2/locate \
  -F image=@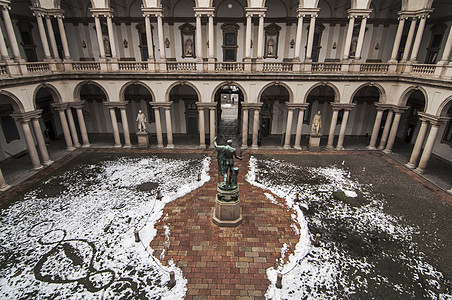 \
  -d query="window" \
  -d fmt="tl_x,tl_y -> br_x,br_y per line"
306,23 -> 324,62
221,23 -> 239,62
425,24 -> 446,64
137,23 -> 154,61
